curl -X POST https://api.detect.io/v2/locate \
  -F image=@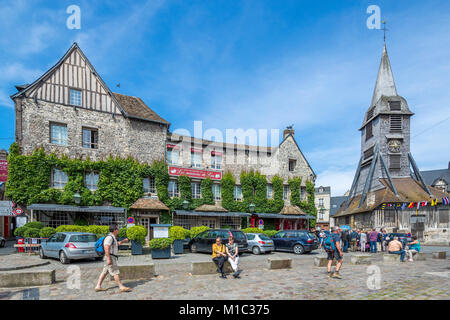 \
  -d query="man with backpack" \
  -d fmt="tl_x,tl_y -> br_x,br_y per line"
323,227 -> 344,279
95,224 -> 131,292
